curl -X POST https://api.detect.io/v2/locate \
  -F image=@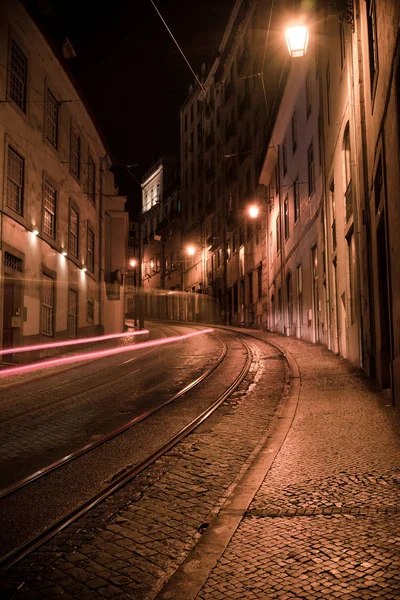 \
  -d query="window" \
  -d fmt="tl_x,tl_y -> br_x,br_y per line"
41,274 -> 54,336
87,299 -> 95,323
69,206 -> 79,258
307,143 -> 315,197
294,177 -> 300,223
291,112 -> 297,153
297,264 -> 303,329
87,155 -> 95,202
248,271 -> 253,304
70,127 -> 80,179
276,213 -> 281,254
87,227 -> 95,273
9,40 -> 27,111
330,180 -> 337,250
343,124 -> 353,220
43,181 -> 56,239
68,289 -> 78,338
305,71 -> 312,117
7,146 -> 24,214
282,139 -> 287,175
45,88 -> 58,148
4,251 -> 22,272
275,160 -> 280,197
257,264 -> 262,299
284,194 -> 289,240
326,63 -> 331,125
347,231 -> 356,324
339,21 -> 346,68
366,0 -> 378,93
